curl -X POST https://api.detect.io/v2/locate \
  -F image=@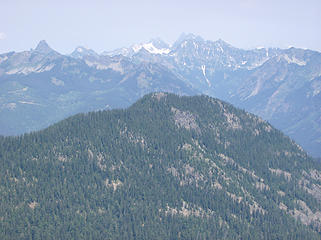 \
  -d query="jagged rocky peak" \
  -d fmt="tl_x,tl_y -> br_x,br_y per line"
34,40 -> 55,54
102,38 -> 170,57
173,34 -> 233,53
